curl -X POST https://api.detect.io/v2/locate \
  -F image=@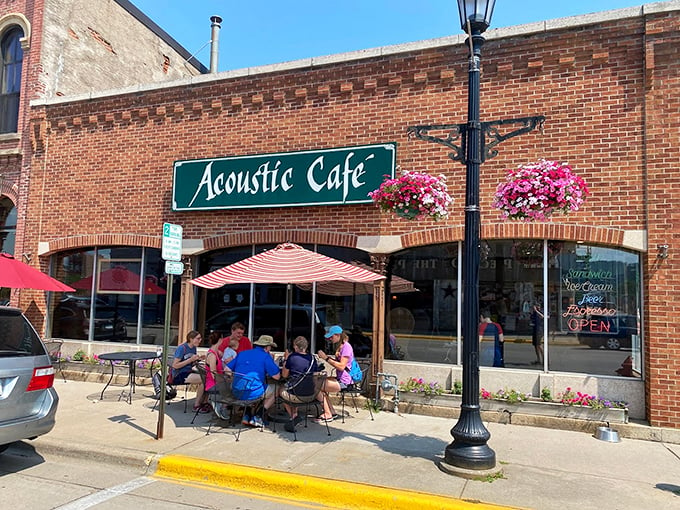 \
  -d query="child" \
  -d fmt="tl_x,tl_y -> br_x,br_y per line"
221,336 -> 239,365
